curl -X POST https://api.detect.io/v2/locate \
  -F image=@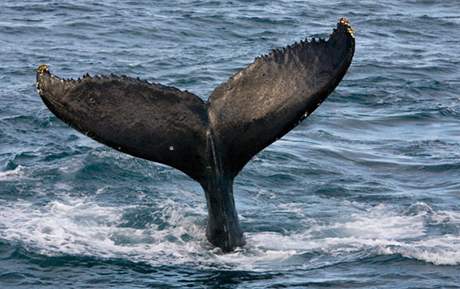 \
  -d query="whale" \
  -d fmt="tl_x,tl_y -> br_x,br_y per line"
36,18 -> 355,252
